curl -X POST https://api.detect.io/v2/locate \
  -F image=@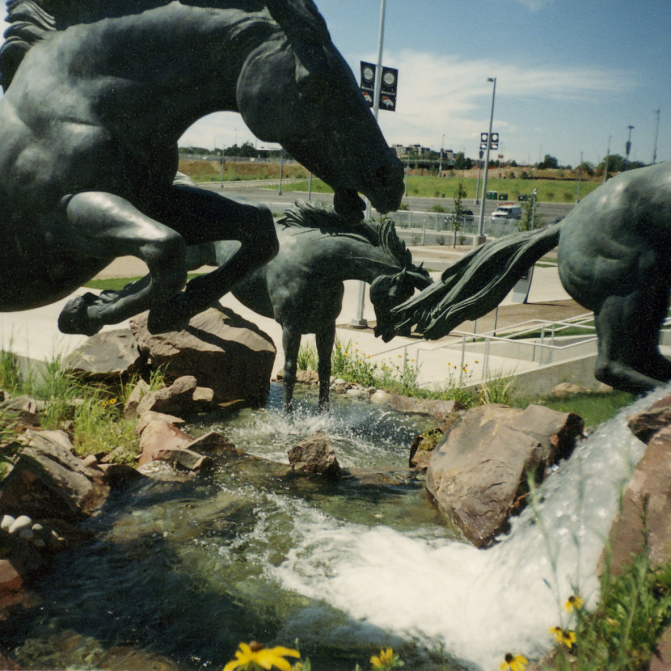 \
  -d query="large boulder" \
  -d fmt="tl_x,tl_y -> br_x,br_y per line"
426,404 -> 584,547
288,431 -> 341,479
130,305 -> 276,403
604,393 -> 671,575
135,375 -> 214,417
388,395 -> 464,420
0,430 -> 109,522
65,328 -> 144,379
